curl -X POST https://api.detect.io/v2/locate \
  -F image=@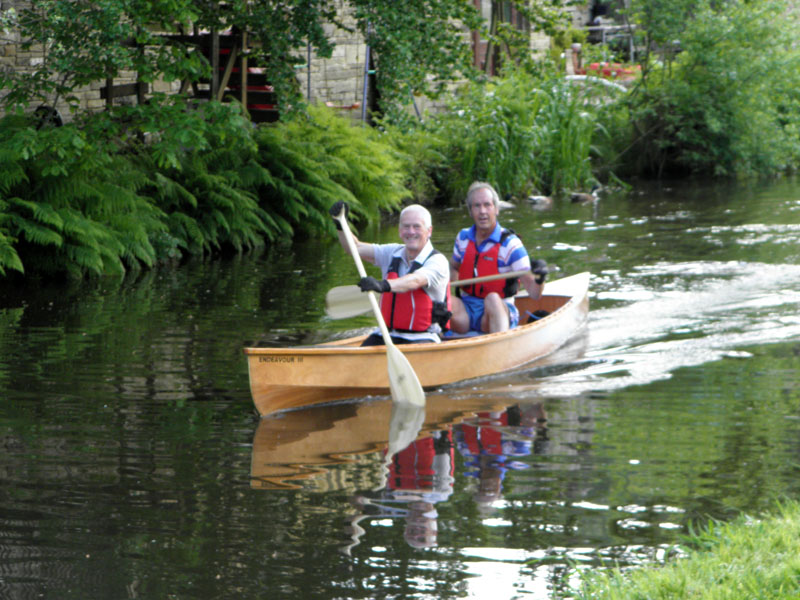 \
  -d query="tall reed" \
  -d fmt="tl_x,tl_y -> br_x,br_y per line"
421,69 -> 606,201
